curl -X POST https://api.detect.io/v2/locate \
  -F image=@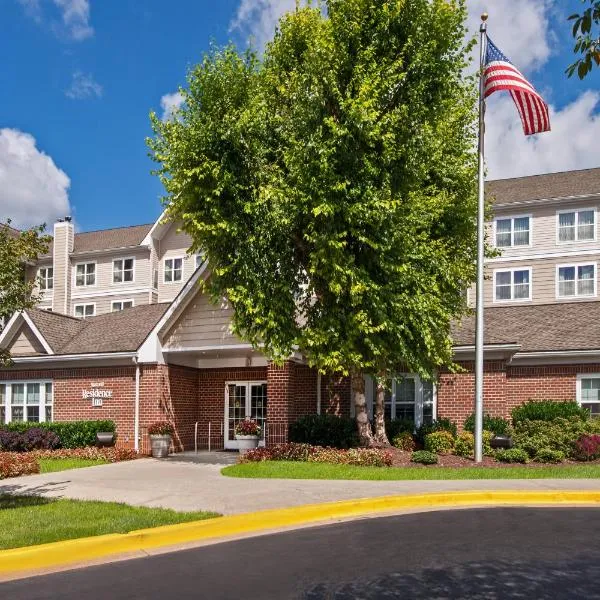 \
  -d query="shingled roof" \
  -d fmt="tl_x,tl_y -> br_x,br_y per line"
487,167 -> 600,205
452,301 -> 600,353
24,304 -> 169,355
